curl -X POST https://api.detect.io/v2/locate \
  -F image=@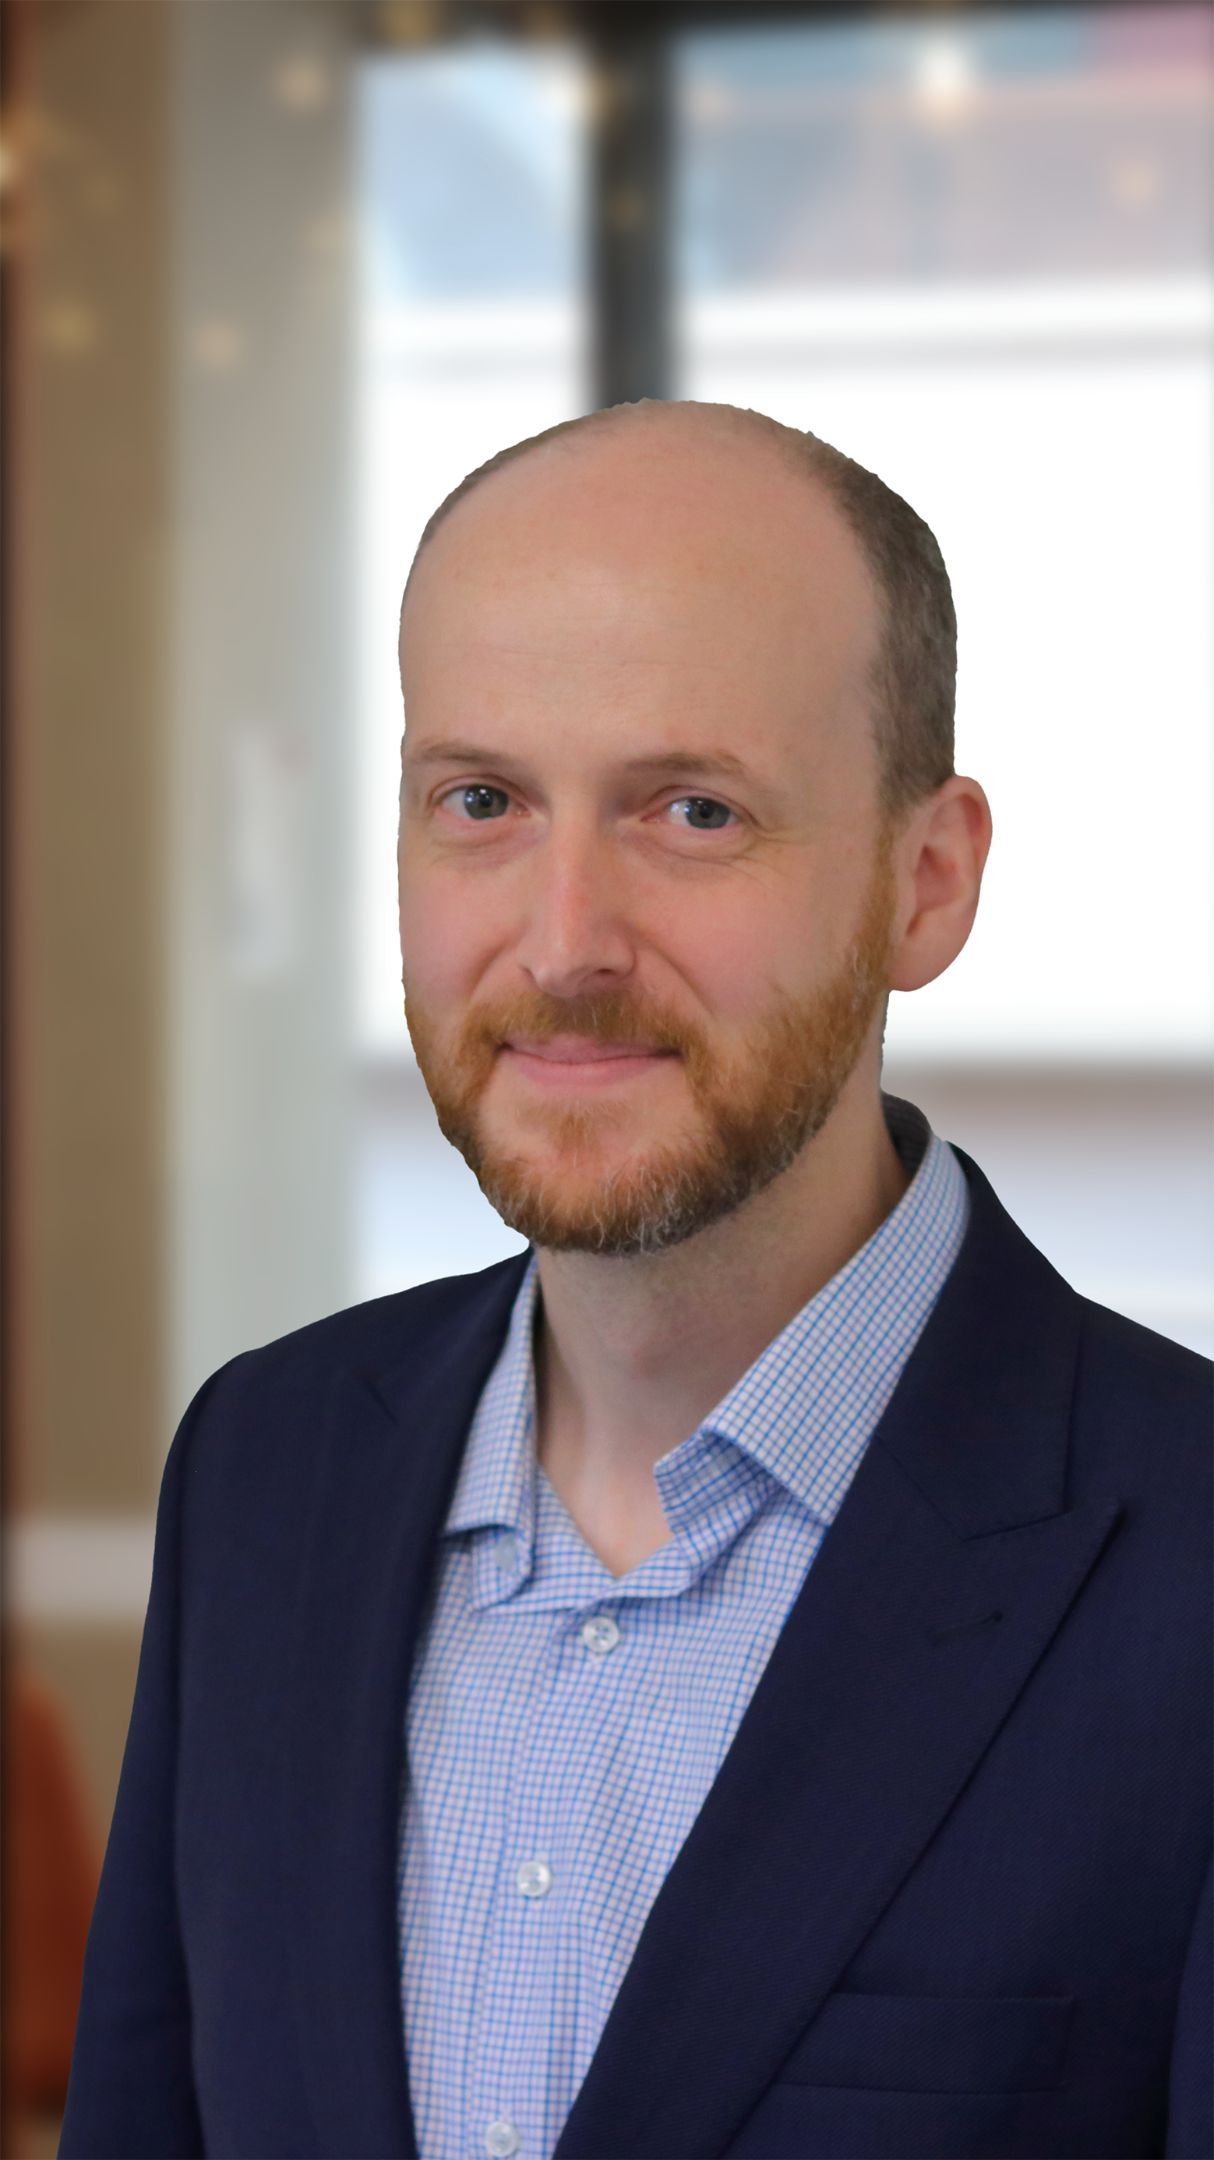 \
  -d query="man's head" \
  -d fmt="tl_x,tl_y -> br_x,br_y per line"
397,399 -> 990,1256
